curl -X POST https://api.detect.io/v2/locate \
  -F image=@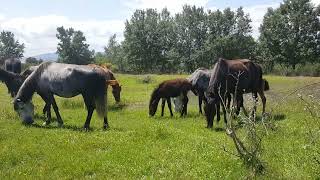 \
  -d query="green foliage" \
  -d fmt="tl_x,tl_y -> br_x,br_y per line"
0,31 -> 25,64
118,6 -> 256,73
259,0 -> 320,70
56,26 -> 94,65
271,63 -> 320,76
25,57 -> 43,65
